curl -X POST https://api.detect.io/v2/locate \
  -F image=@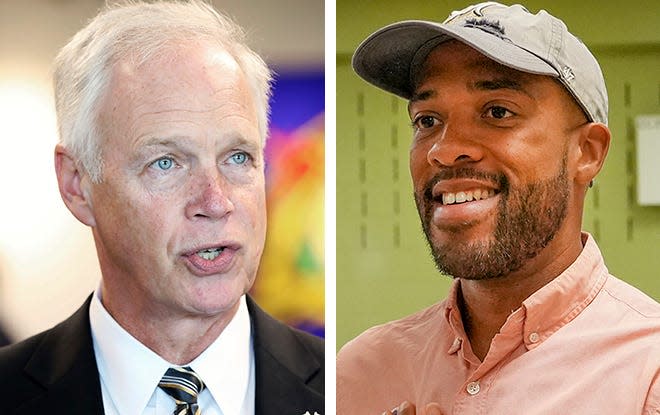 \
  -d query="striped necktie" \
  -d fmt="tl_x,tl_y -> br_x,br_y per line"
158,366 -> 205,415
